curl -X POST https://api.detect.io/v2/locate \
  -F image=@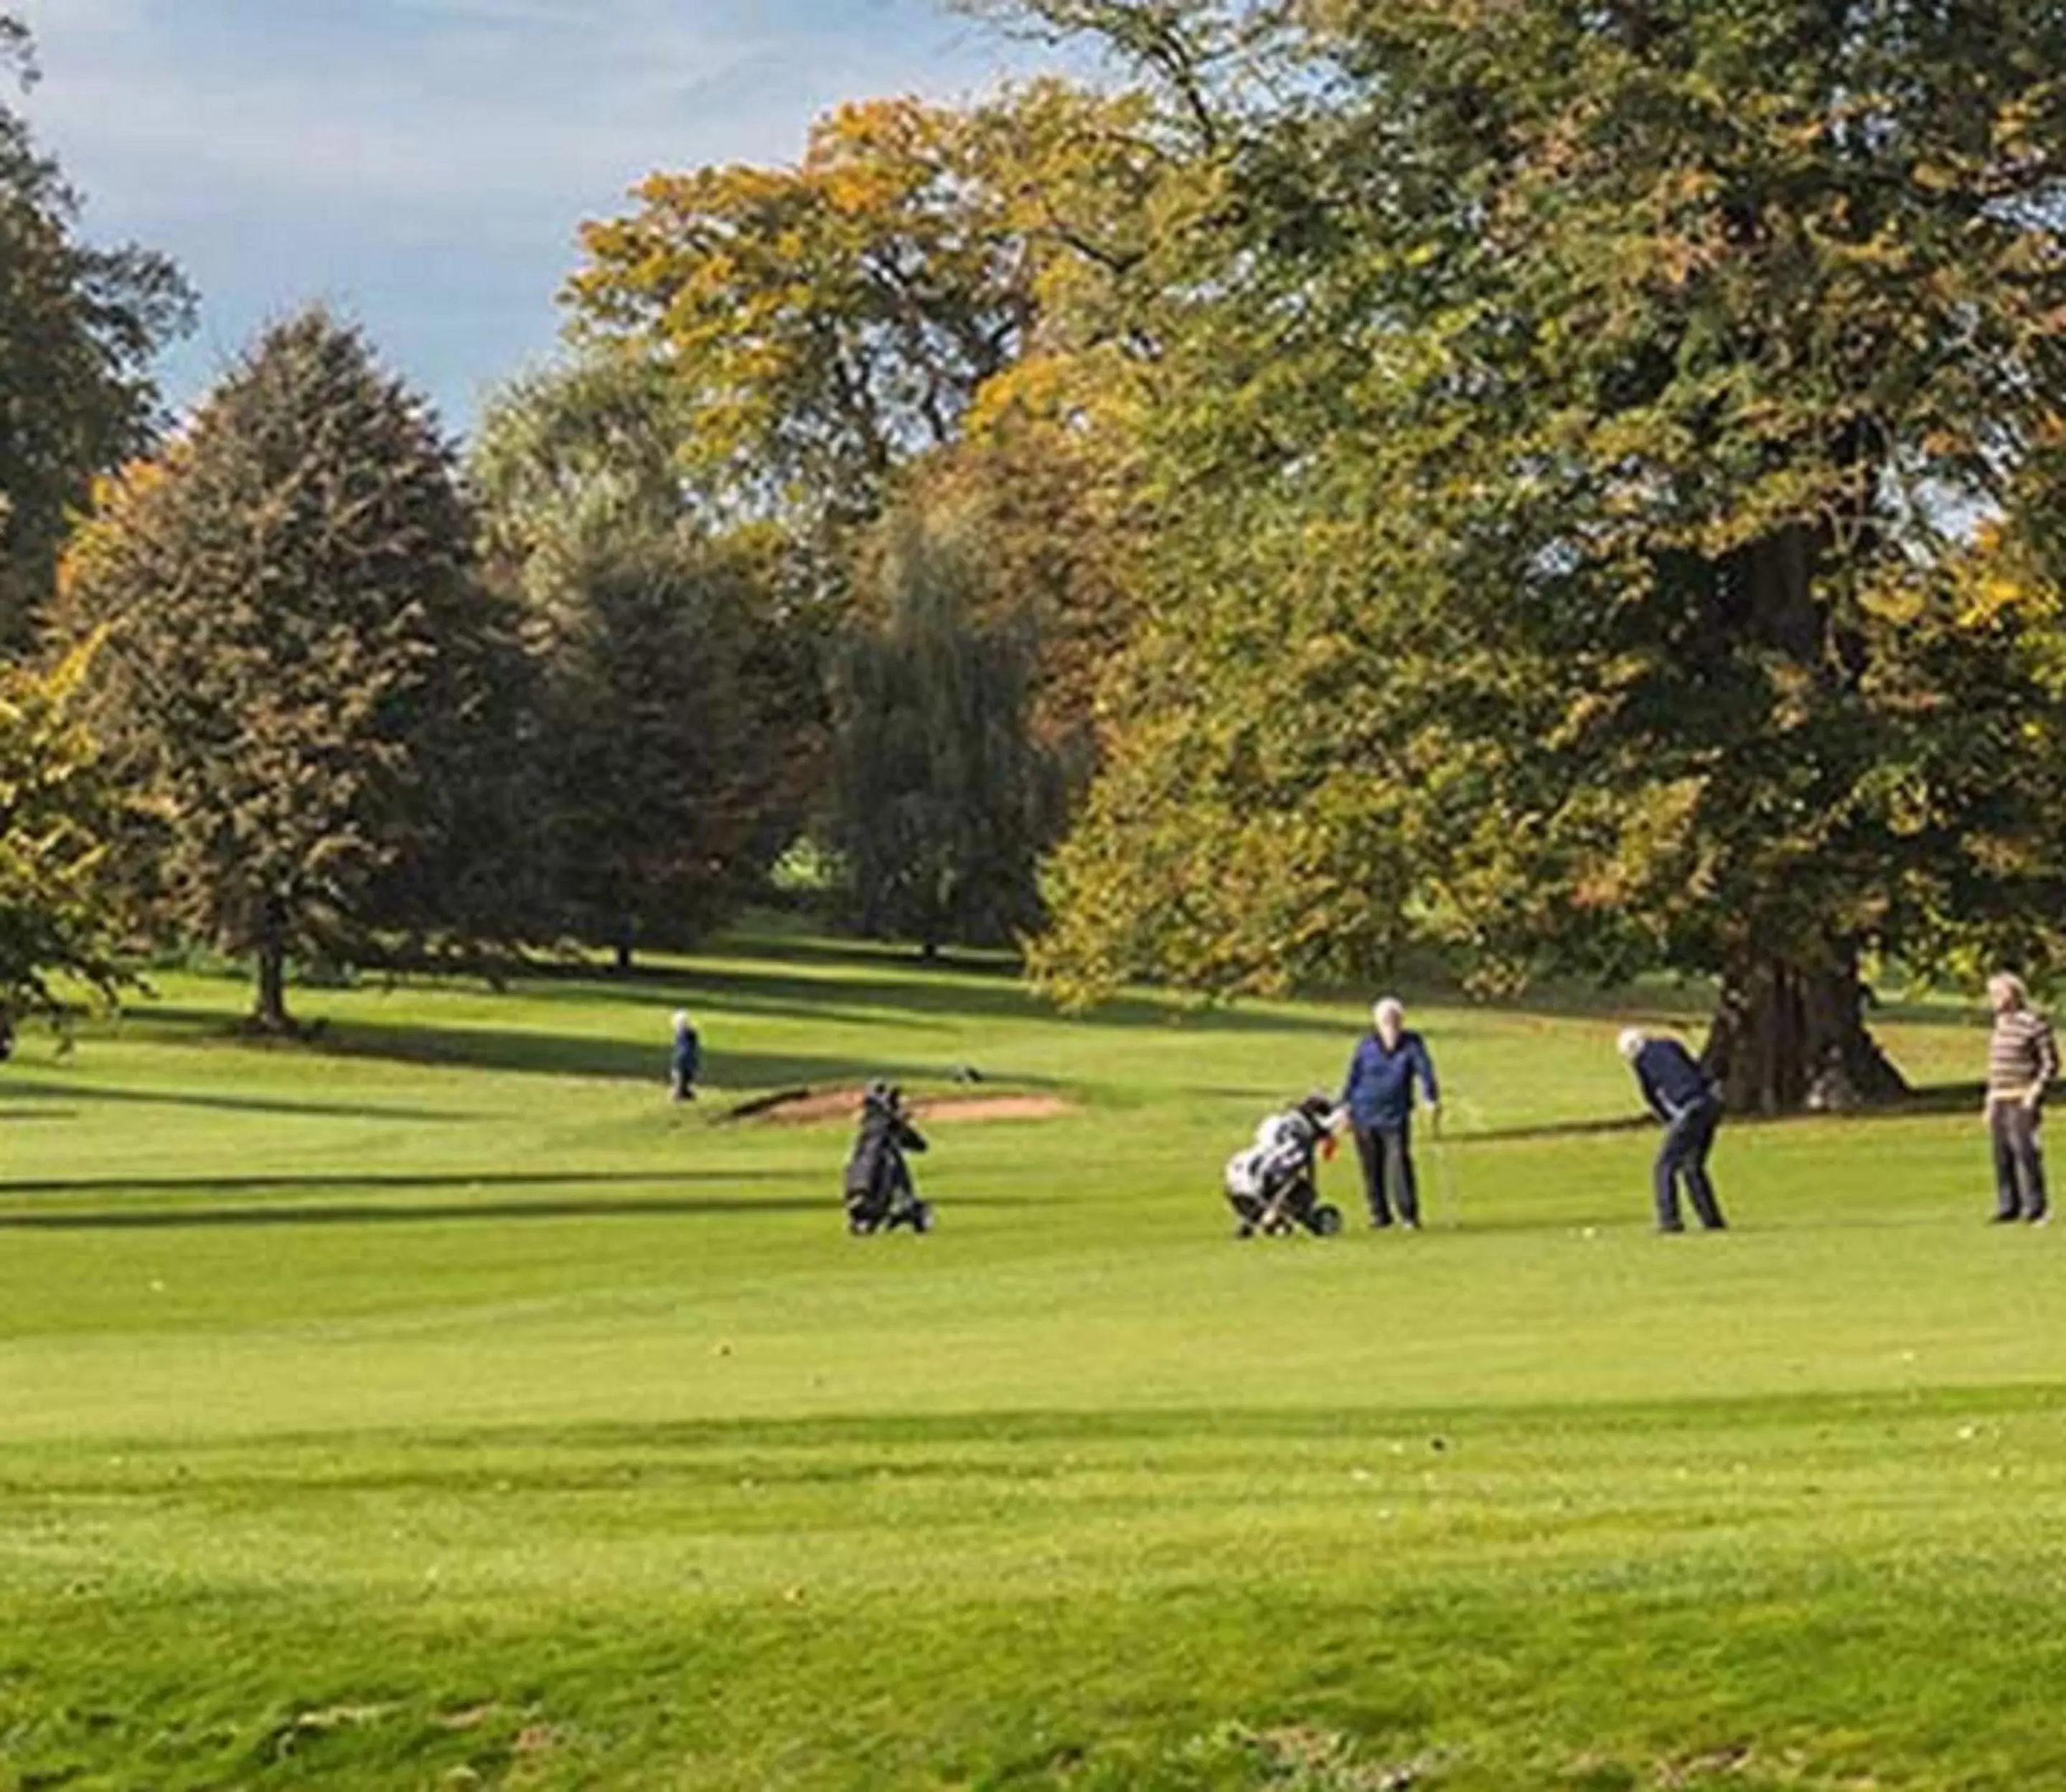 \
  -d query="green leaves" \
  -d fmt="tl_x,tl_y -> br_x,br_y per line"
0,634 -> 124,1013
832,510 -> 1064,954
48,311 -> 487,1027
0,9 -> 192,644
1004,1 -> 2066,1070
568,96 -> 1041,536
